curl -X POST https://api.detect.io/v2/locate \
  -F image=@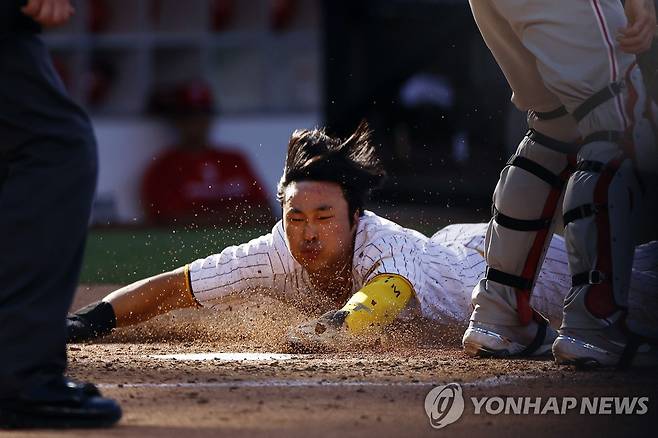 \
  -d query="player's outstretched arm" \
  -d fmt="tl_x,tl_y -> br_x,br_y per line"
67,266 -> 198,342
